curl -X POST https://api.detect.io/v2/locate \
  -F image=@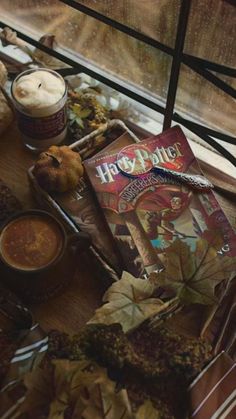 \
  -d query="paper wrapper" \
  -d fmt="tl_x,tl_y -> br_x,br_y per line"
202,277 -> 236,361
189,351 -> 236,418
0,285 -> 47,418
